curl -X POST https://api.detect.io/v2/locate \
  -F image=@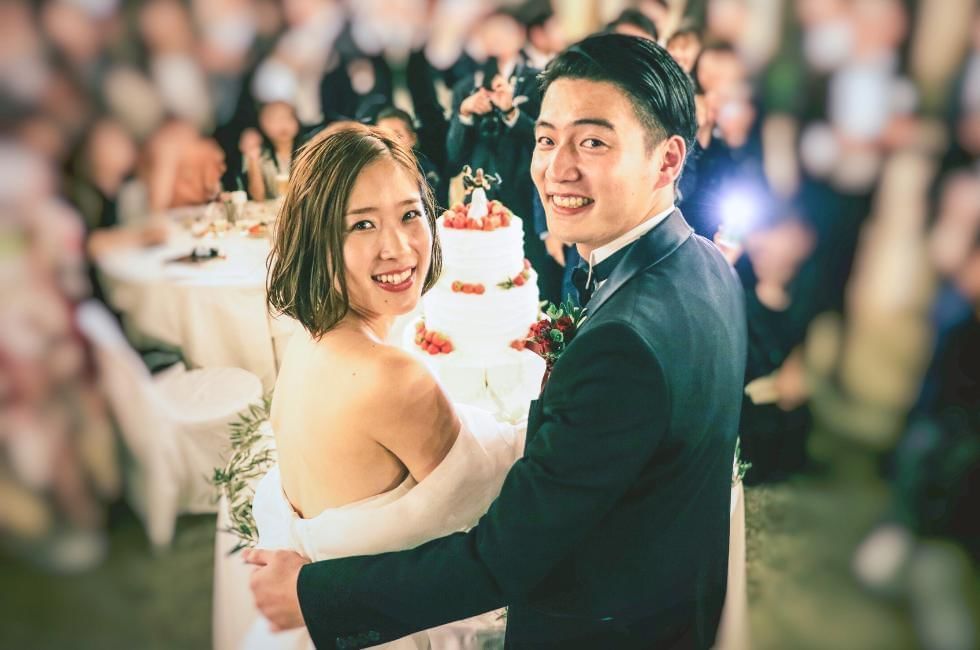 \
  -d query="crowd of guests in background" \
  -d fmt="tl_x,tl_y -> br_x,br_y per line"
1,0 -> 978,645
